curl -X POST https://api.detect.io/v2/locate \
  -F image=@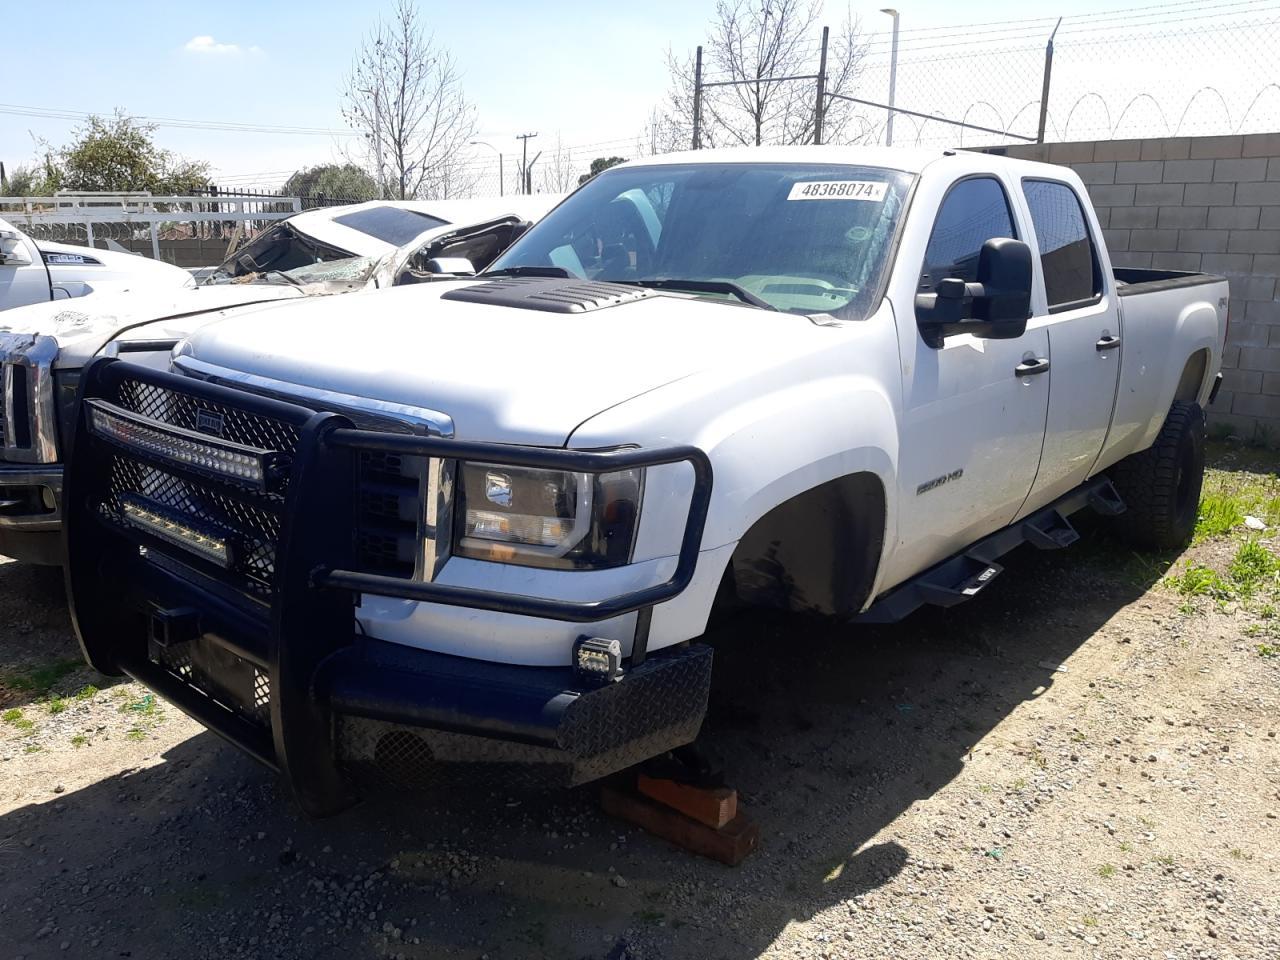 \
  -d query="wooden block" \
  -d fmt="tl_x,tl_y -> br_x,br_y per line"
636,773 -> 737,829
600,784 -> 759,866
